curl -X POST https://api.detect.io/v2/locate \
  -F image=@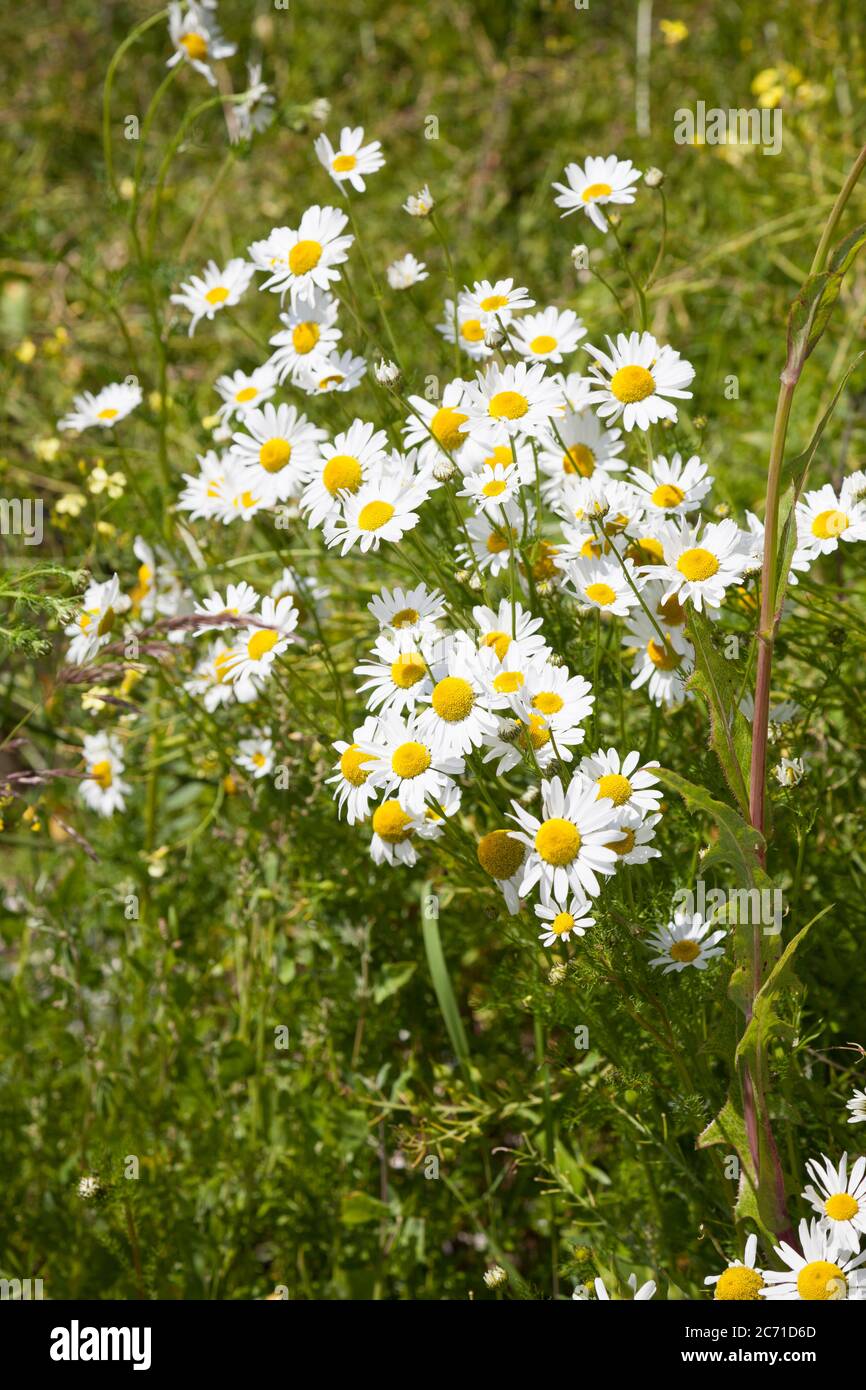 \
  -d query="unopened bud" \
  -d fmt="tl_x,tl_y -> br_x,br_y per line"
644,166 -> 665,188
433,458 -> 456,482
375,358 -> 400,388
